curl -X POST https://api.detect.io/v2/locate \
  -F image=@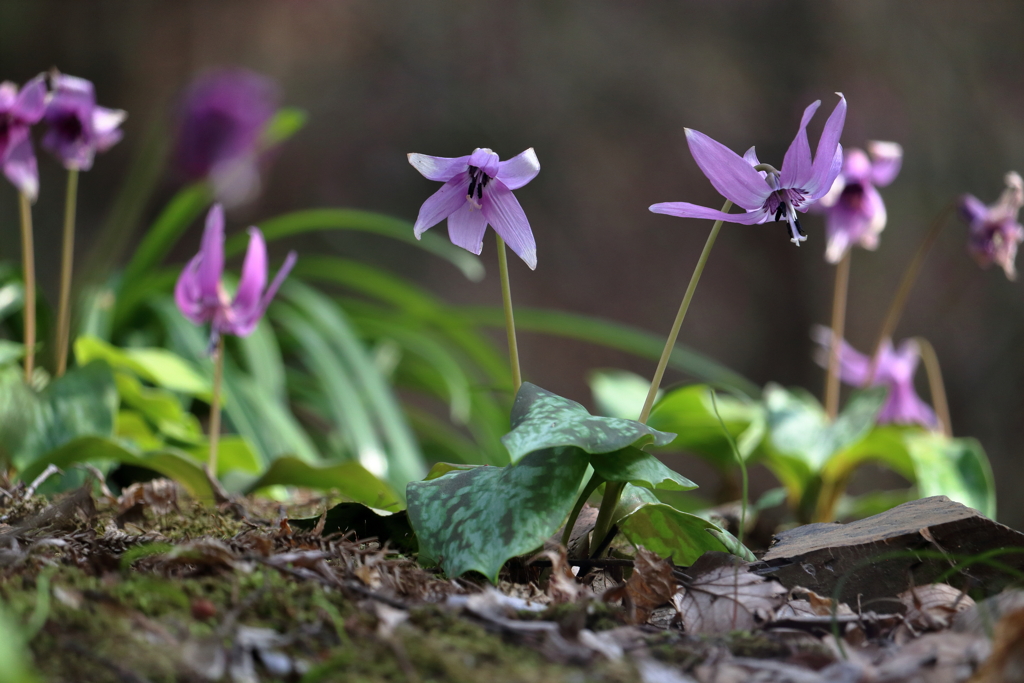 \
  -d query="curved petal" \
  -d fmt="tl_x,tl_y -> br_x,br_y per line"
859,183 -> 887,247
174,254 -> 208,325
446,201 -> 489,256
0,82 -> 16,110
779,100 -> 819,188
806,143 -> 844,200
408,153 -> 470,182
649,201 -> 768,224
812,326 -> 873,386
92,107 -> 127,152
806,94 -> 847,197
198,204 -> 226,298
13,74 -> 46,122
842,148 -> 872,183
496,147 -> 540,189
684,128 -> 770,211
230,250 -> 297,337
867,141 -> 903,187
232,227 -> 267,315
414,172 -> 470,237
2,135 -> 39,201
958,194 -> 988,227
481,179 -> 537,269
